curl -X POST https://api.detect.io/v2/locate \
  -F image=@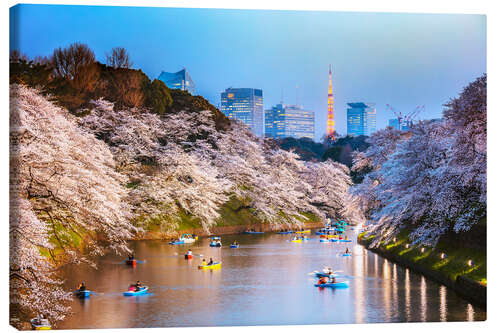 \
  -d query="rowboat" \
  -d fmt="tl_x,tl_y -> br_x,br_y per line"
243,231 -> 264,234
125,259 -> 136,266
198,262 -> 221,269
74,290 -> 91,298
169,234 -> 197,245
315,272 -> 340,278
123,286 -> 148,296
294,230 -> 311,234
315,281 -> 349,288
230,244 -> 239,248
31,318 -> 51,330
